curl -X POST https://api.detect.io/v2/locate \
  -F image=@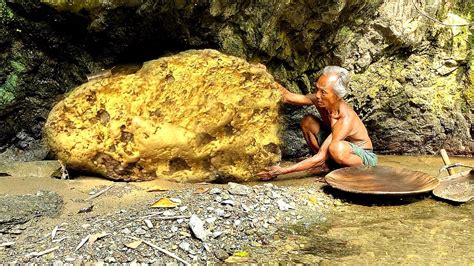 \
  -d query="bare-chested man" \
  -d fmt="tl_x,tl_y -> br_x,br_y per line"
258,66 -> 377,180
